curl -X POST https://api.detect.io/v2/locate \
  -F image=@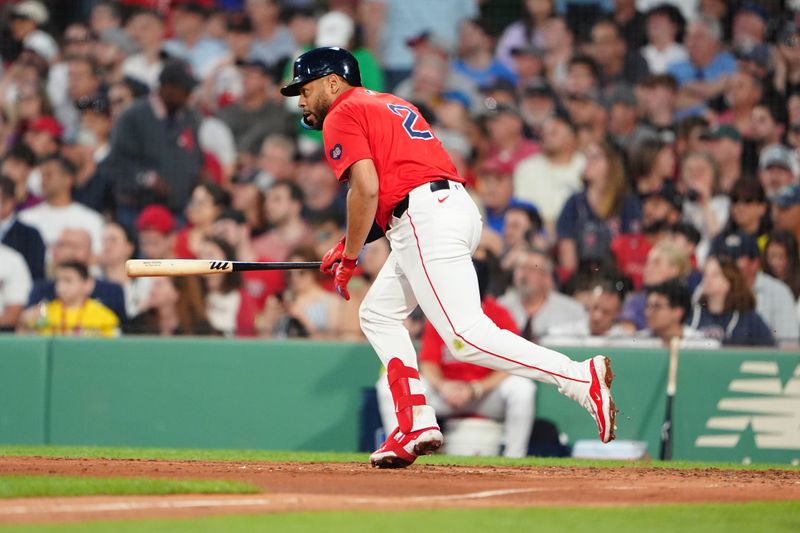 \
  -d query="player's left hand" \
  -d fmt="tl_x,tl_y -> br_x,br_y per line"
334,256 -> 358,300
